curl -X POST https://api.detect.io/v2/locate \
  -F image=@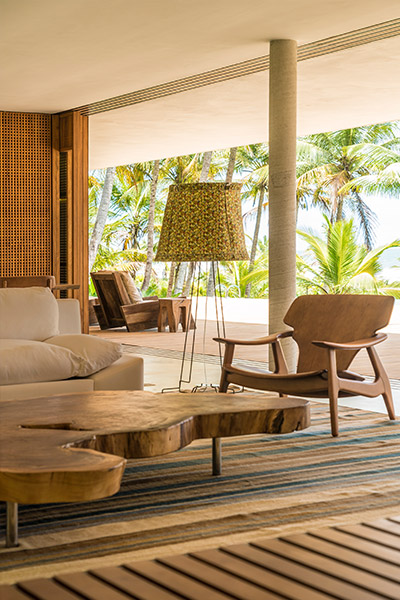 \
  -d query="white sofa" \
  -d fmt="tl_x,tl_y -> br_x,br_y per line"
0,287 -> 143,401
